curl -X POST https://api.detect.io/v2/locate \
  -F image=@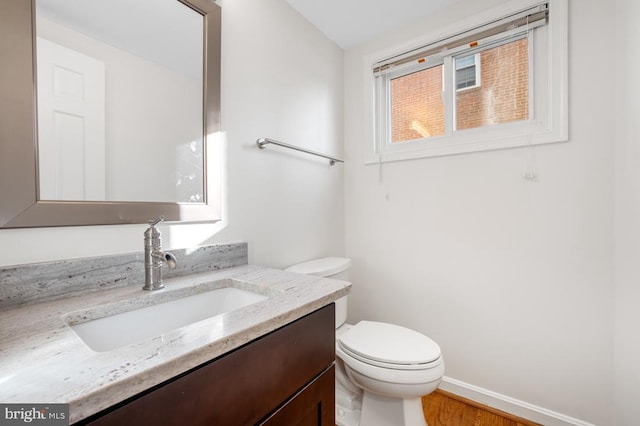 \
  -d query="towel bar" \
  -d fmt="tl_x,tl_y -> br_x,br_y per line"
256,138 -> 343,166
